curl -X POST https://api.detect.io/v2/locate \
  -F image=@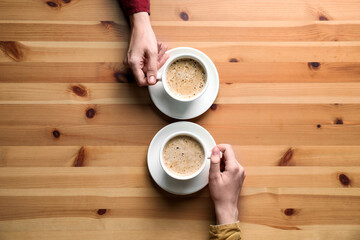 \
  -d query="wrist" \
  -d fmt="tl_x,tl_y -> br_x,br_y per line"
214,204 -> 239,225
129,12 -> 151,29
